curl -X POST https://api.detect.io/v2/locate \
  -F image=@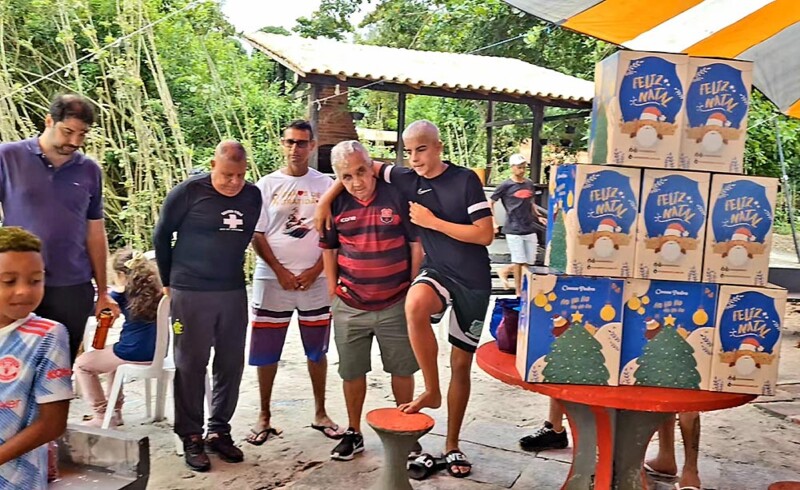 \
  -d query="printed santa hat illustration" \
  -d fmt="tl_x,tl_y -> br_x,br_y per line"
739,338 -> 765,352
731,227 -> 756,242
597,218 -> 622,234
552,314 -> 569,338
706,112 -> 731,127
640,106 -> 666,122
664,222 -> 689,238
644,317 -> 662,340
